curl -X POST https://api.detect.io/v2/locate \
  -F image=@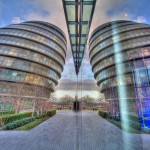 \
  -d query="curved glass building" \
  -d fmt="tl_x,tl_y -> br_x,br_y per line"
89,20 -> 150,128
0,21 -> 67,99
